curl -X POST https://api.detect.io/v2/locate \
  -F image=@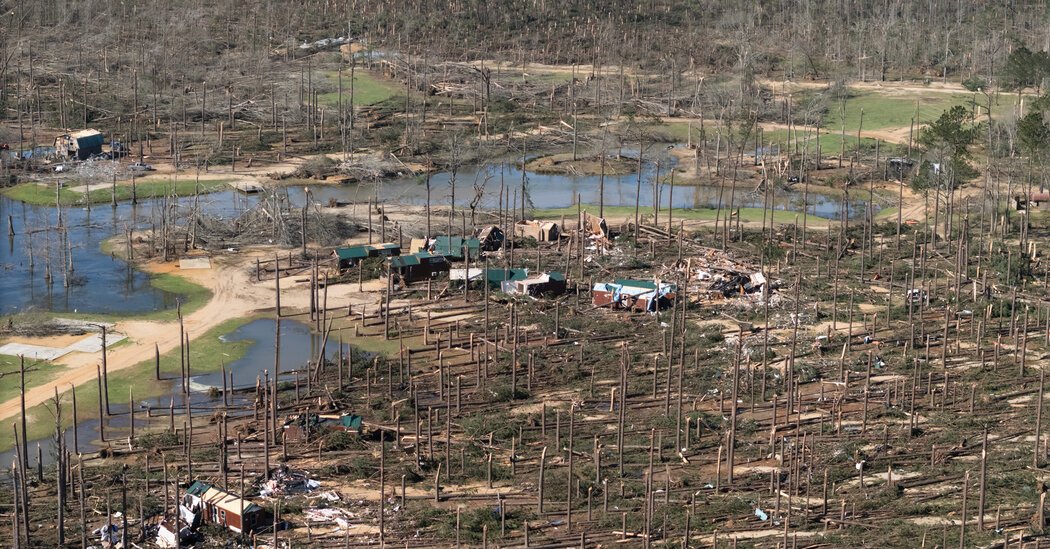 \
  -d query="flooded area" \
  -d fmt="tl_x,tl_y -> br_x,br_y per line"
293,151 -> 875,219
0,191 -> 255,315
189,318 -> 350,391
0,317 -> 349,467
